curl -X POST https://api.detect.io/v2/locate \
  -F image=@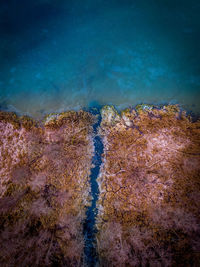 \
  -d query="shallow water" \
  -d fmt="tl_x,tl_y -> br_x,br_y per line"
0,0 -> 200,118
83,108 -> 103,266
